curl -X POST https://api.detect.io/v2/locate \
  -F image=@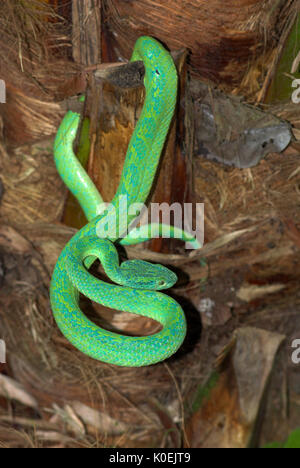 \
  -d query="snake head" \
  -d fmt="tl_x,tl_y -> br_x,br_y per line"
131,36 -> 178,93
119,259 -> 177,290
